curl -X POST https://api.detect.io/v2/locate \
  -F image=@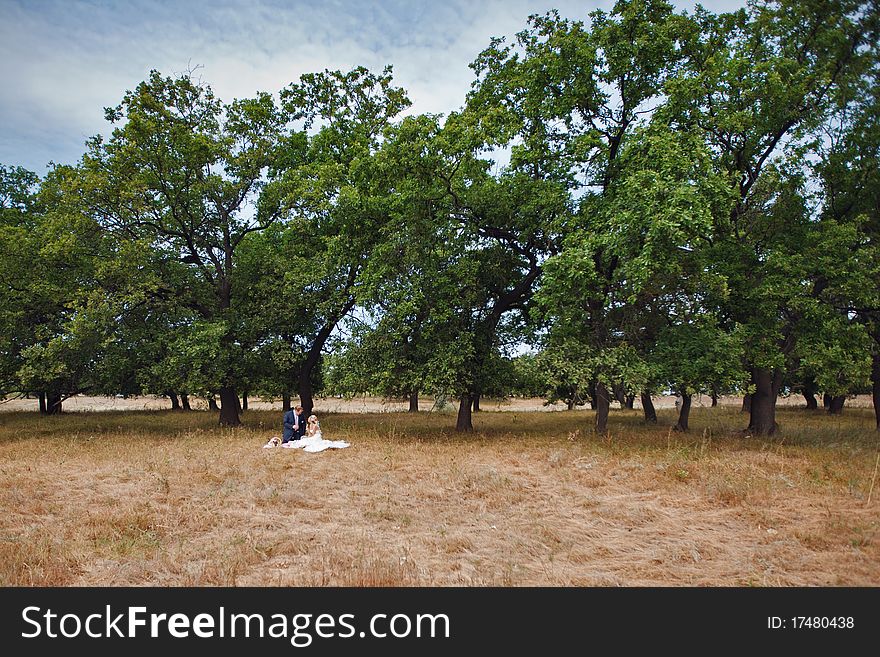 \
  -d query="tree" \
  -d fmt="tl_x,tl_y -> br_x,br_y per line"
522,0 -> 691,434
809,33 -> 880,427
1,164 -> 132,413
586,123 -> 745,432
0,165 -> 42,404
263,66 -> 411,416
664,0 -> 877,434
424,6 -> 602,430
80,70 -> 288,425
230,223 -> 317,409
